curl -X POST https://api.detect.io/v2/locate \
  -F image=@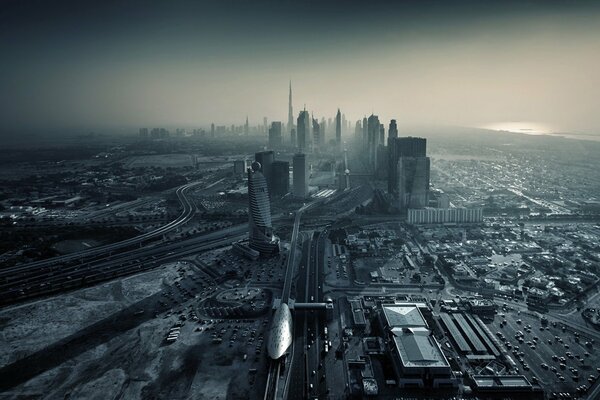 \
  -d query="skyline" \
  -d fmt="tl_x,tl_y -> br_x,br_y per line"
2,2 -> 600,400
1,0 -> 600,135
